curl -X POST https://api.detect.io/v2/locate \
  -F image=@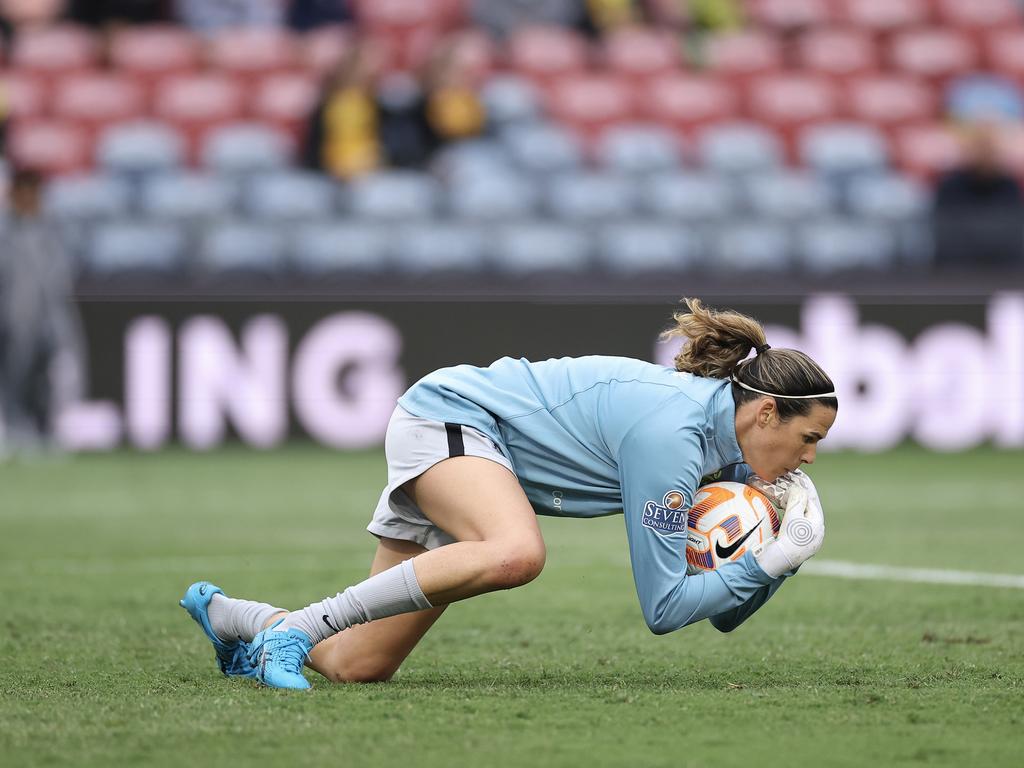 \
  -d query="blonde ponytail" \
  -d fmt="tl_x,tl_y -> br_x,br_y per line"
660,298 -> 767,379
